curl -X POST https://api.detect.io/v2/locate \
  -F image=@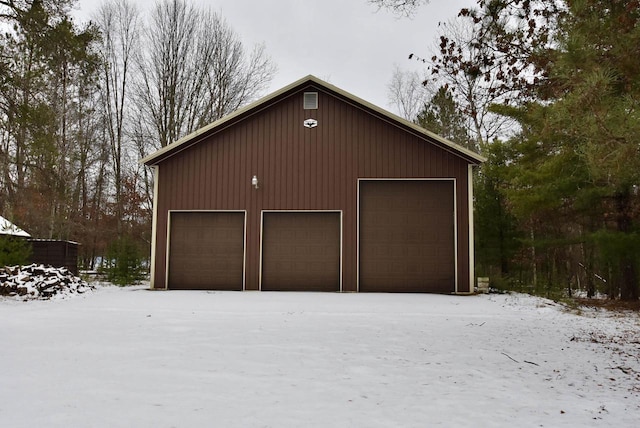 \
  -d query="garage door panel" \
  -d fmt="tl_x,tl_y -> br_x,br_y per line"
359,180 -> 455,293
262,212 -> 340,292
168,212 -> 244,290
